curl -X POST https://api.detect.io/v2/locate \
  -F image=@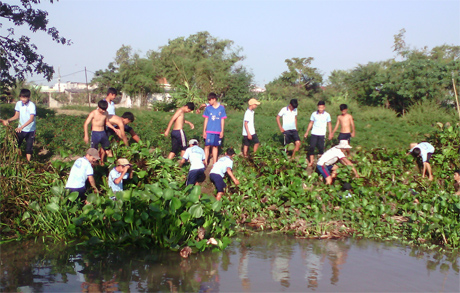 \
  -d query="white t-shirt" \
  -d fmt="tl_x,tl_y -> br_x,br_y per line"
210,156 -> 233,178
278,106 -> 297,131
106,100 -> 116,116
182,145 -> 206,171
317,147 -> 346,166
310,111 -> 331,136
15,101 -> 36,132
242,108 -> 256,136
108,168 -> 129,192
65,157 -> 93,189
410,142 -> 435,162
